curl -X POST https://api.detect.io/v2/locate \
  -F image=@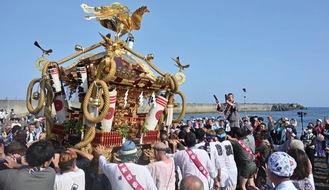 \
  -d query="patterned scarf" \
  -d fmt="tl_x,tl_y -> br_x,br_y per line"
27,166 -> 46,174
223,103 -> 231,119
